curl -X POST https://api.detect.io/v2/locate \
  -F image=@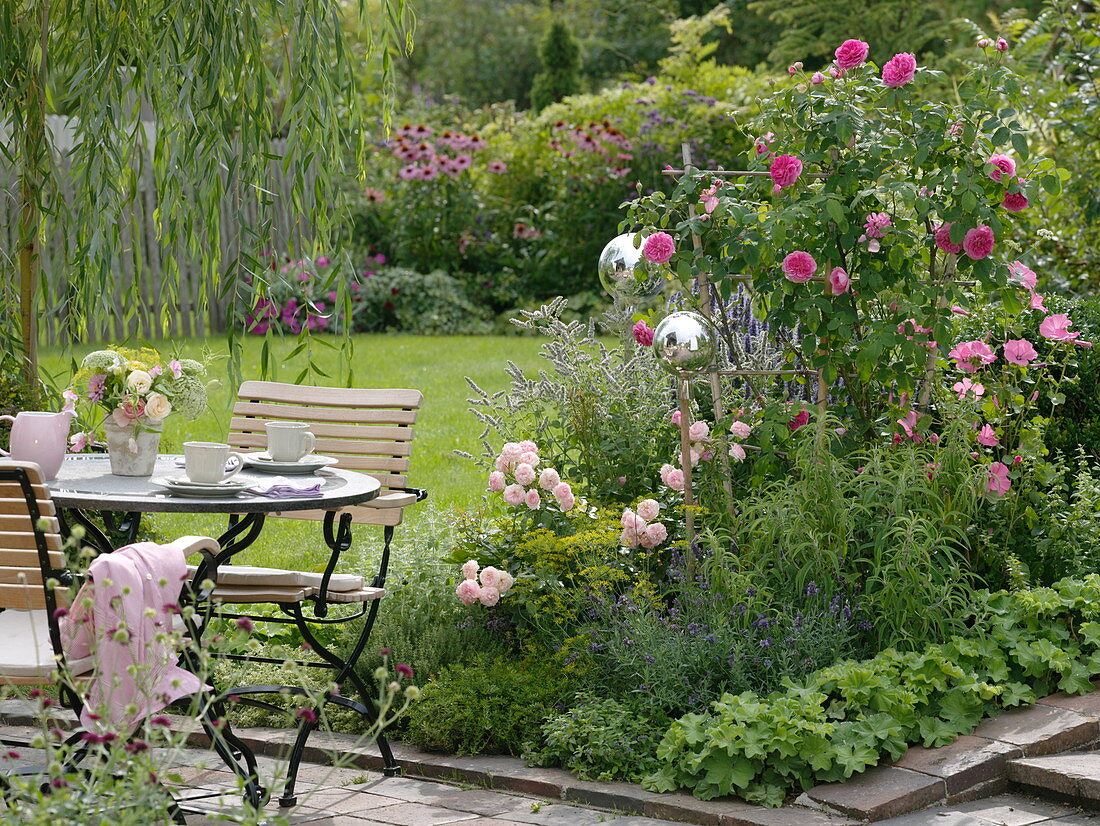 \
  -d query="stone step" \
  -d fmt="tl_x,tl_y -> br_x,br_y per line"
1007,753 -> 1100,808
